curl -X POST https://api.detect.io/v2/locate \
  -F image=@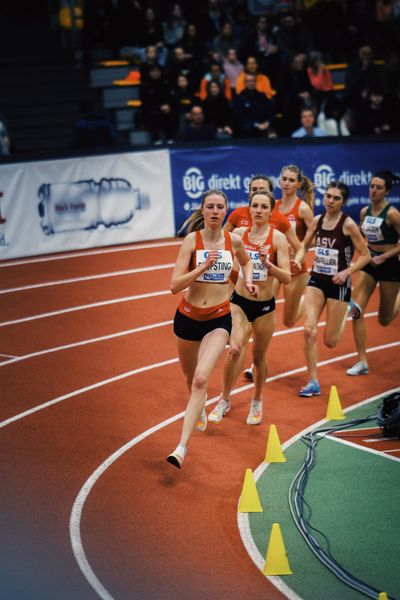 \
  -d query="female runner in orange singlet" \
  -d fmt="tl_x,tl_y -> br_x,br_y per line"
167,189 -> 258,468
209,189 -> 291,425
274,164 -> 314,327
